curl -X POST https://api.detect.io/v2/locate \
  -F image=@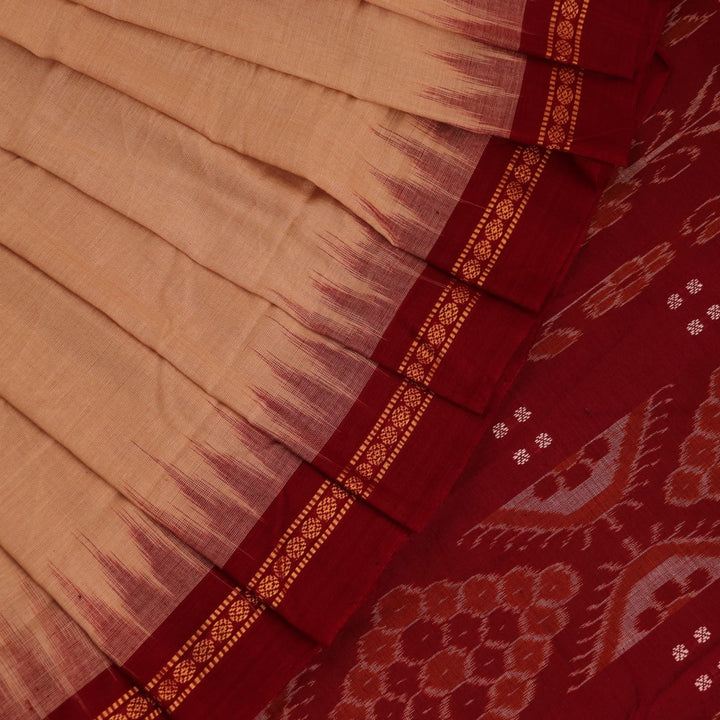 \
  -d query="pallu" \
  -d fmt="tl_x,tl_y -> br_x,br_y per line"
0,0 -> 711,719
